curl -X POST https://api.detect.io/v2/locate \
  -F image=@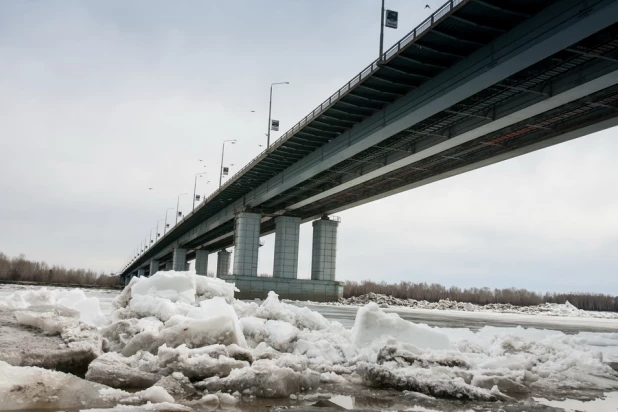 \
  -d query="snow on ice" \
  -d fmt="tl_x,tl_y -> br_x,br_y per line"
0,286 -> 109,326
1,270 -> 618,410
